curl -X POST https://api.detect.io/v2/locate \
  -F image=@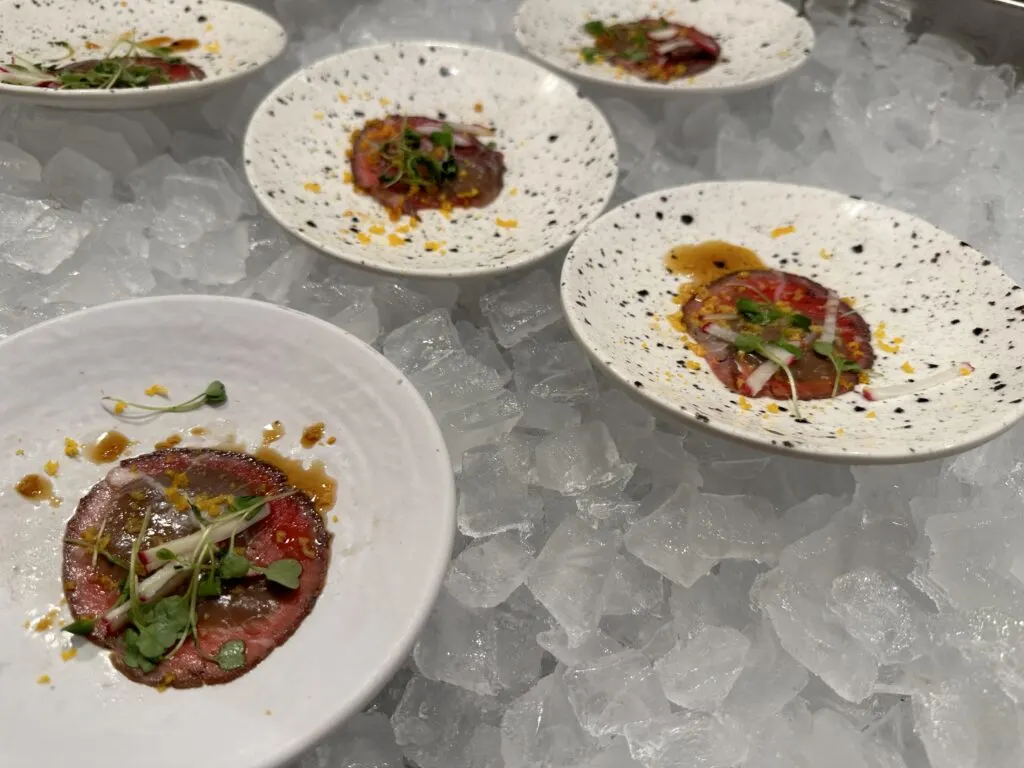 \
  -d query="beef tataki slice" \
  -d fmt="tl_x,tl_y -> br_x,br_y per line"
60,57 -> 206,85
62,448 -> 331,689
682,270 -> 875,401
350,115 -> 506,217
